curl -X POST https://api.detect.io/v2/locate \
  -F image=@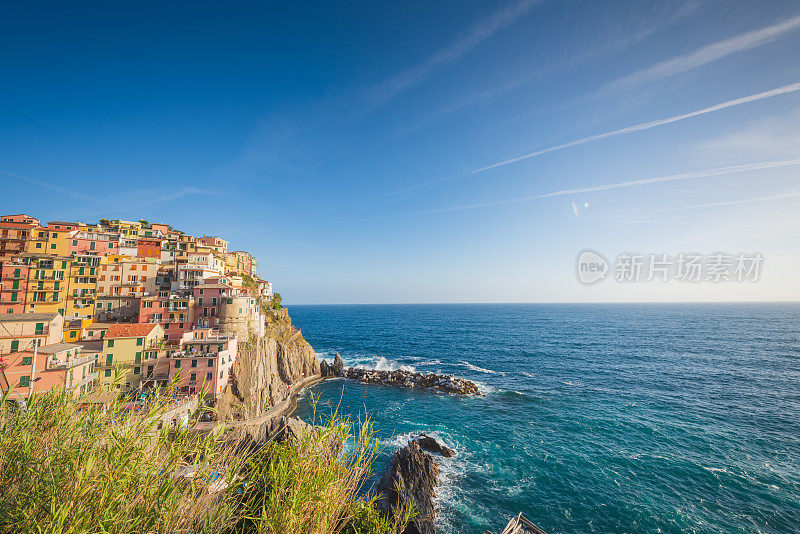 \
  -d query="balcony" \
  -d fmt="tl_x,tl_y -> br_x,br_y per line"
71,372 -> 99,390
48,353 -> 95,371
